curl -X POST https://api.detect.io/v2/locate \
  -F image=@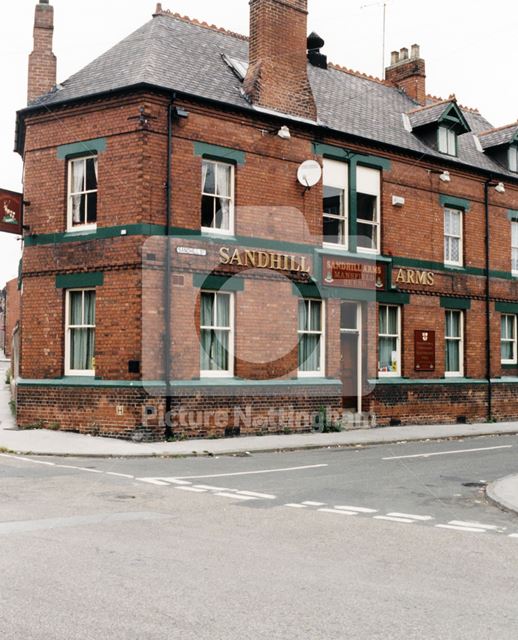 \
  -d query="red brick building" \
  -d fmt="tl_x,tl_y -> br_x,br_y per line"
14,0 -> 518,440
